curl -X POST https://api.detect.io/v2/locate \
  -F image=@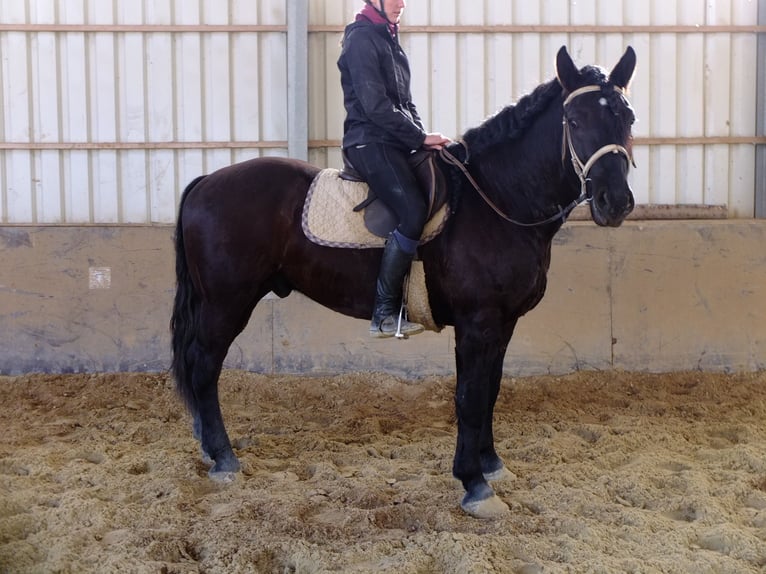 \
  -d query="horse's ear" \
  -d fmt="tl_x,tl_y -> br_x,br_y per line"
609,46 -> 637,90
556,46 -> 580,92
